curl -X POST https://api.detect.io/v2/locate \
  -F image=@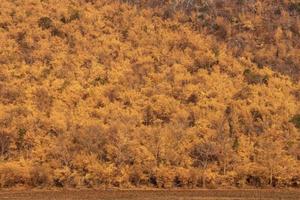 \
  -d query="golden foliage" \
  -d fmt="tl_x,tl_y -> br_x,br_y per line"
0,0 -> 299,189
